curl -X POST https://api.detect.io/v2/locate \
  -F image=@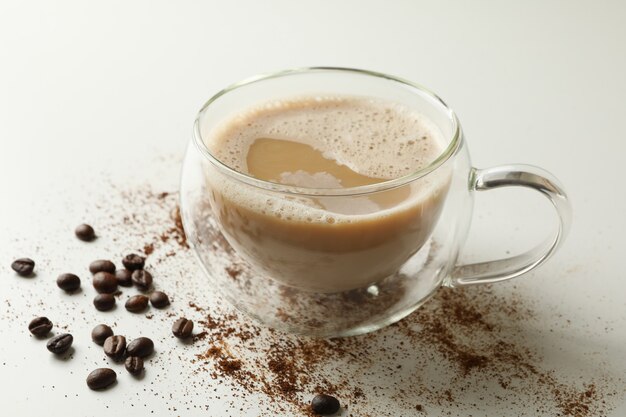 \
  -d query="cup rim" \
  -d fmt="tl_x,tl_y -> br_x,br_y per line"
193,67 -> 461,197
